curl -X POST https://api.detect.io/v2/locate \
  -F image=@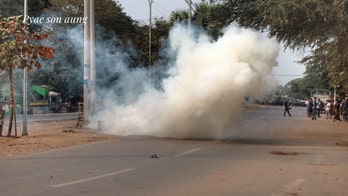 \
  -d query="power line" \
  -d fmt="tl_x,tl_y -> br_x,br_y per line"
136,0 -> 148,7
137,0 -> 170,18
153,2 -> 171,15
